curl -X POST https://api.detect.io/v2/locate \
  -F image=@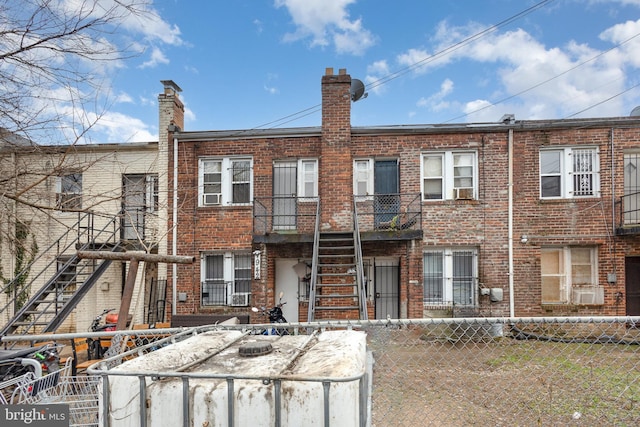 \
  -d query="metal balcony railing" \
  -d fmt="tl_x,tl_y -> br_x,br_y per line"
253,196 -> 319,235
354,193 -> 422,233
616,191 -> 640,235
